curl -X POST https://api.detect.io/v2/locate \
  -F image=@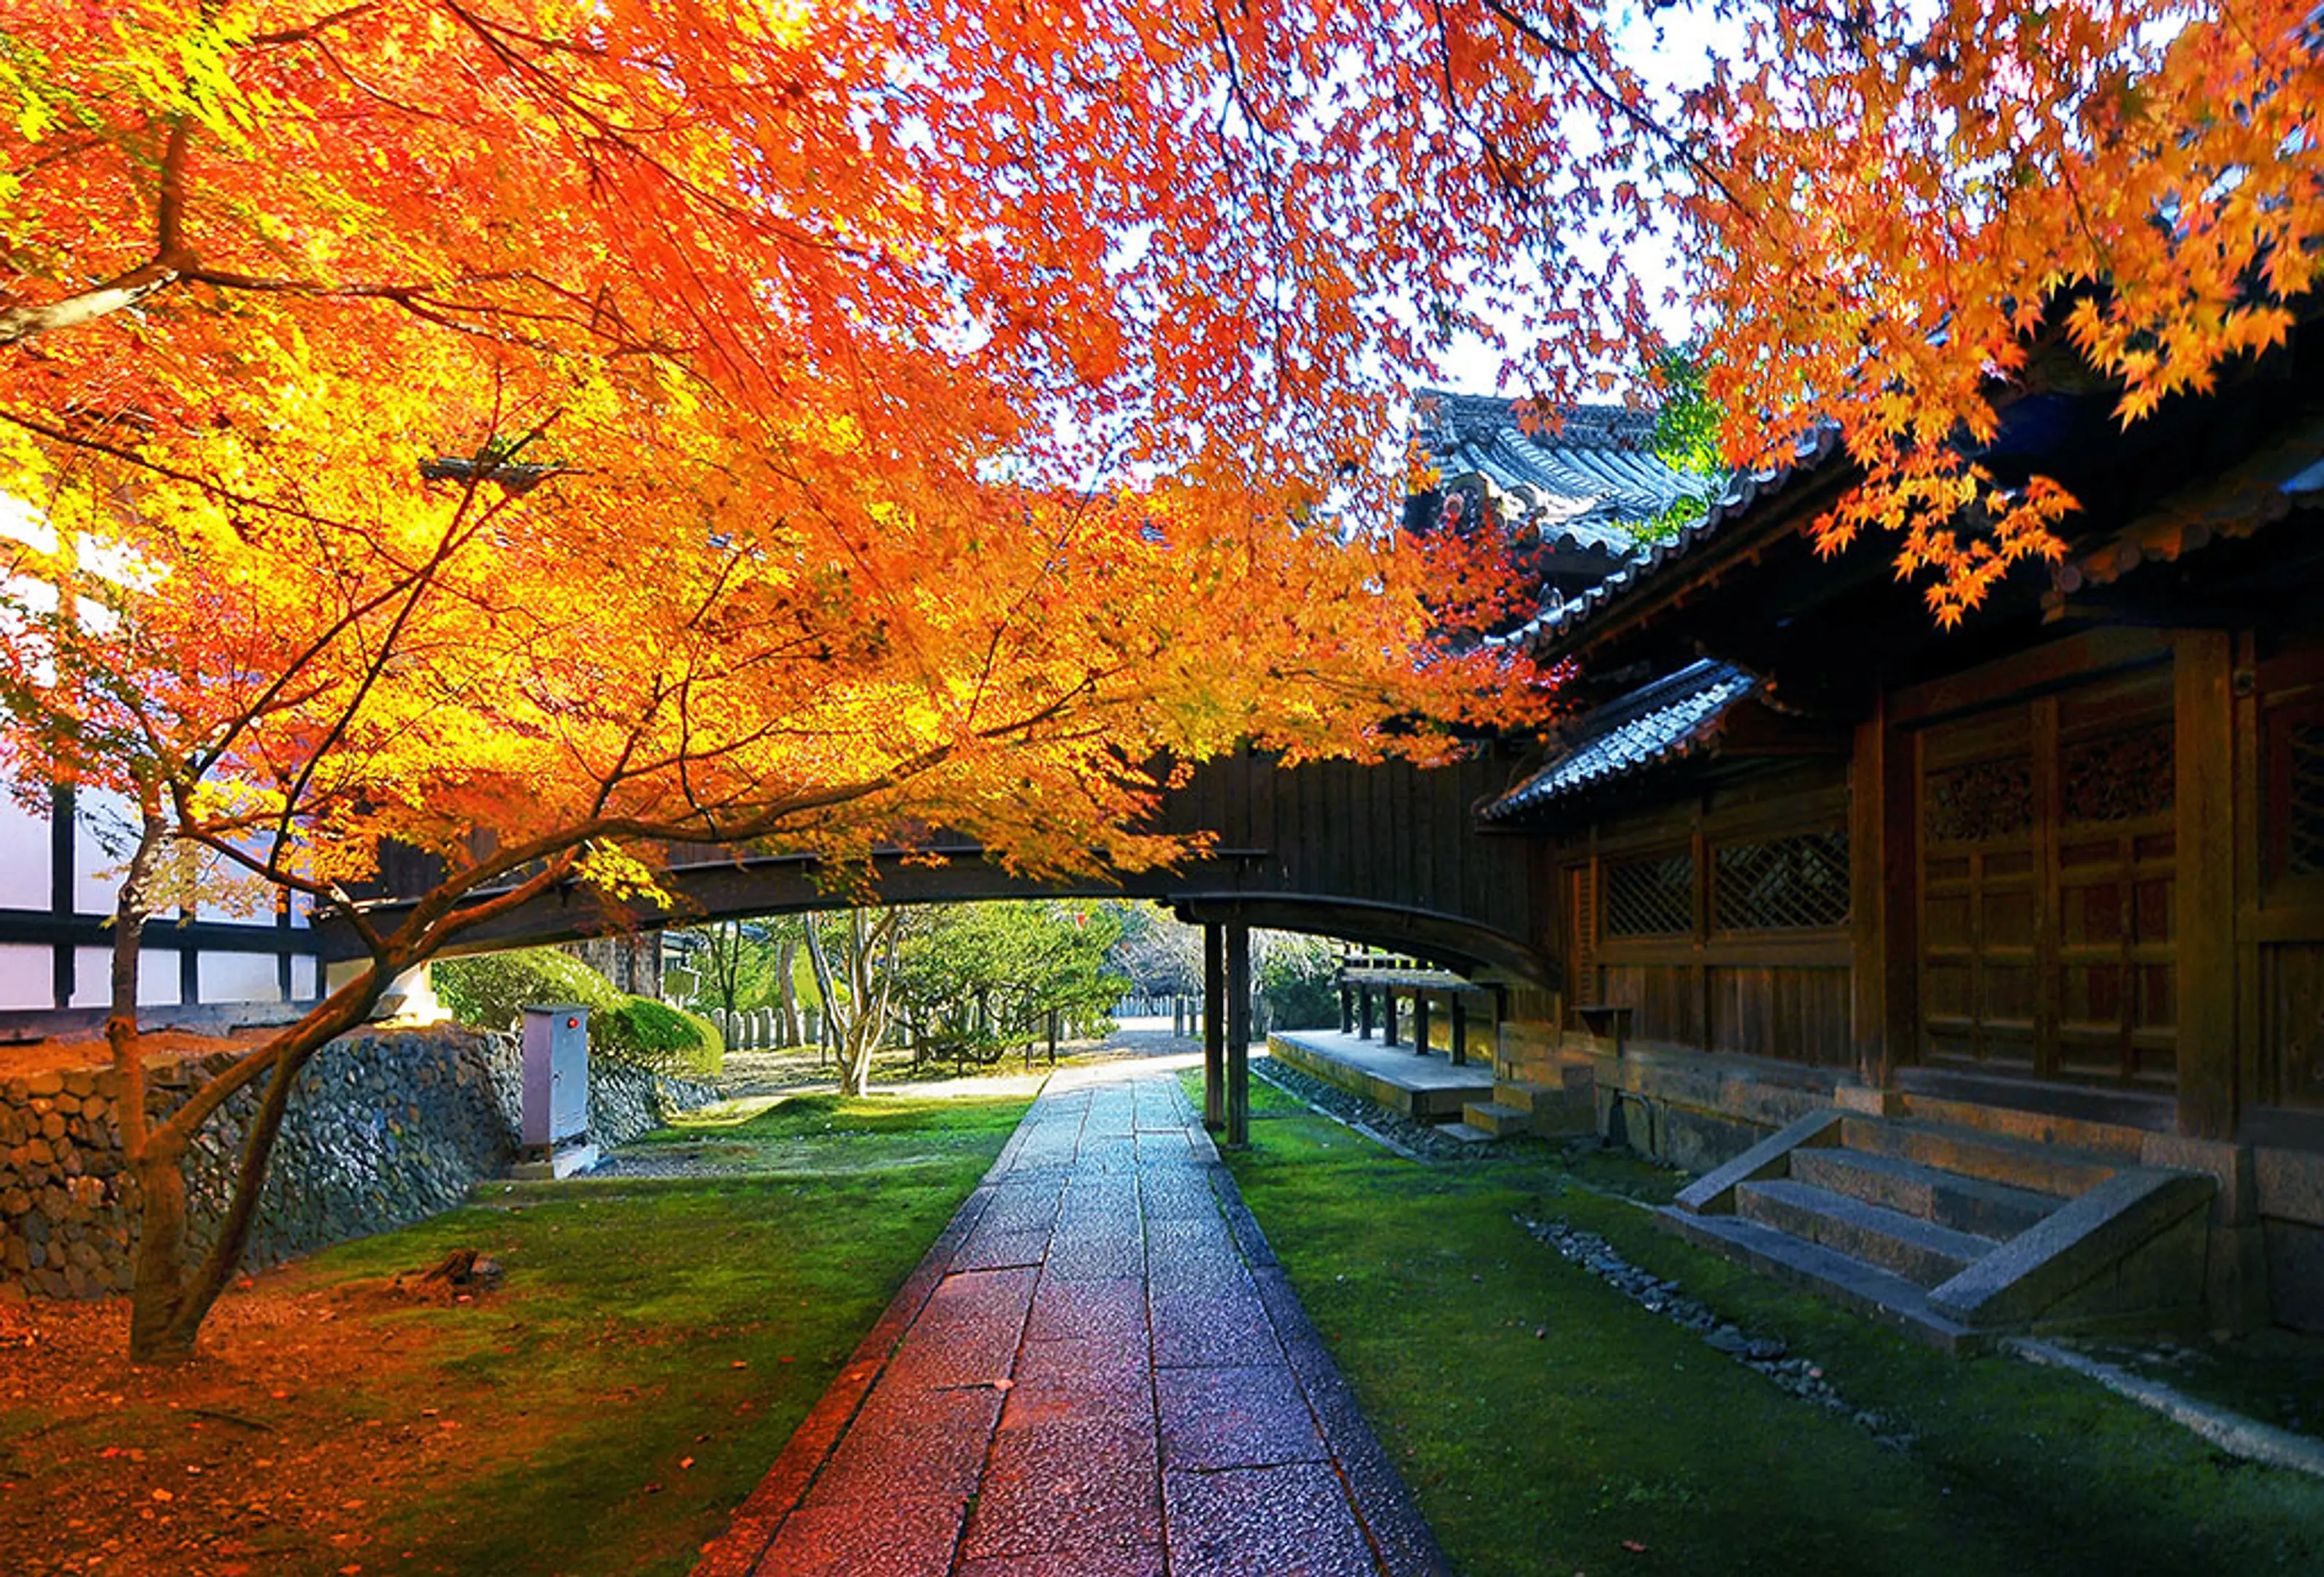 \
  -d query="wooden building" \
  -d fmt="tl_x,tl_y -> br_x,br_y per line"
1439,344 -> 2324,1340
